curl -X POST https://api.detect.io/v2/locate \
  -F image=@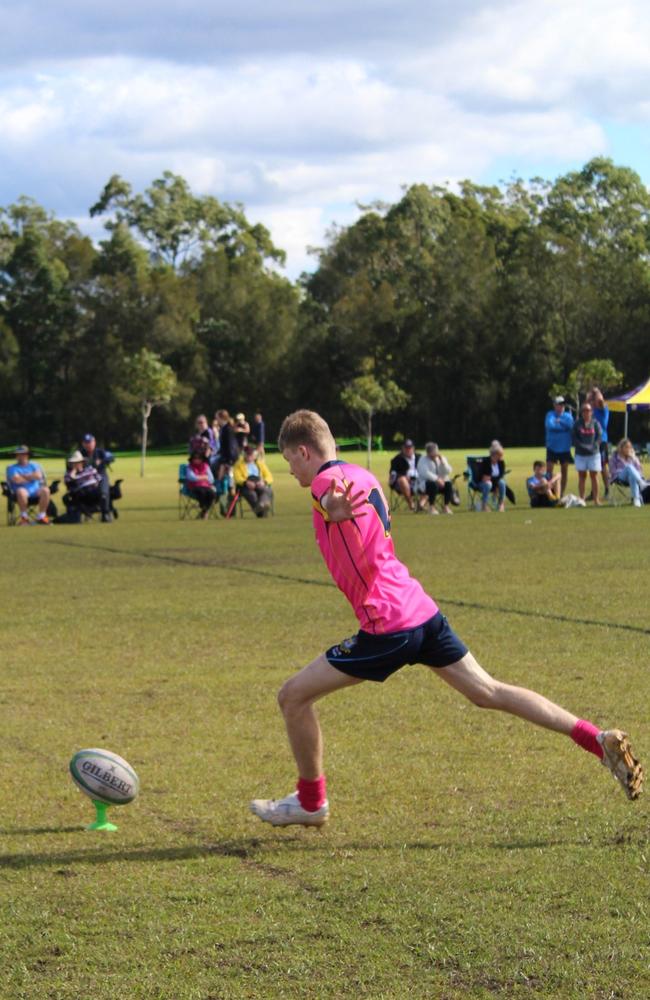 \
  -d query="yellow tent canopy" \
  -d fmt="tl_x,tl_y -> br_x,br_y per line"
606,376 -> 650,437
